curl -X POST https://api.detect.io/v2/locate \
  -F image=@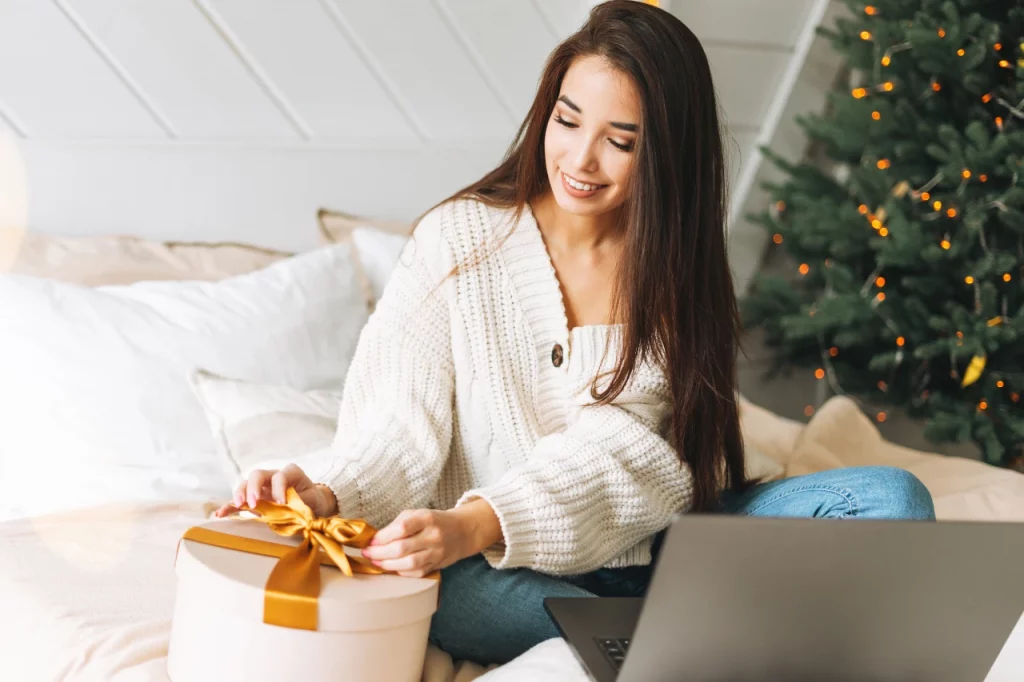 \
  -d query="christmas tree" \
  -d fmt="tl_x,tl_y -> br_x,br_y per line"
740,0 -> 1024,470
